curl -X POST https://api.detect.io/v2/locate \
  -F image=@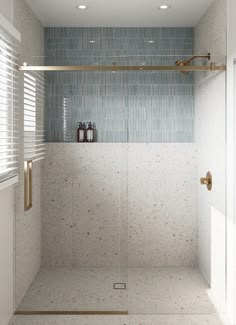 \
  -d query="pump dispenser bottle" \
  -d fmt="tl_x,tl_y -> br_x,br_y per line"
77,122 -> 85,142
86,122 -> 94,142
